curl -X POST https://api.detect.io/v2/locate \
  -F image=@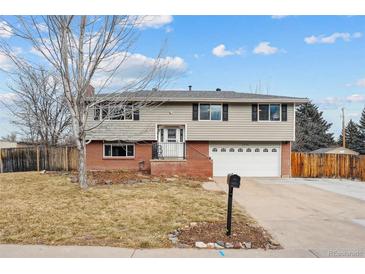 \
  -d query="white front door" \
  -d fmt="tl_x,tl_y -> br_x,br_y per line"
158,126 -> 185,158
209,143 -> 281,177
